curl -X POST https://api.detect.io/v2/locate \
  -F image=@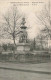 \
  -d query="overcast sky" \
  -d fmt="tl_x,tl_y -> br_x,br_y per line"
0,0 -> 50,44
